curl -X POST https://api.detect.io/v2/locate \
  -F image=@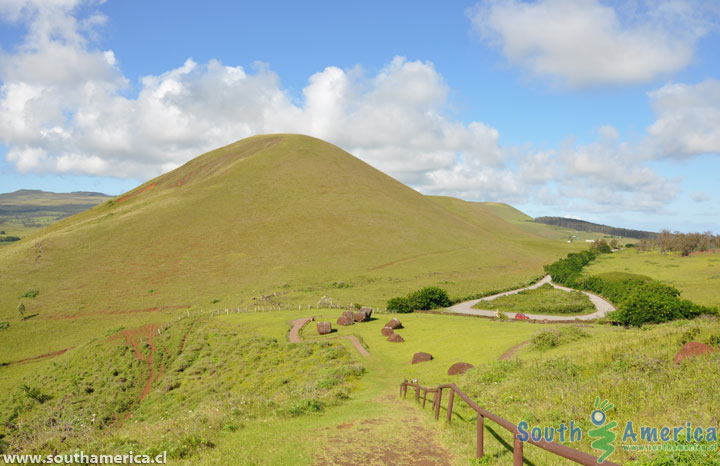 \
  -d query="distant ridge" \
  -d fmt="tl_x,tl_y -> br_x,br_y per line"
534,216 -> 657,240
